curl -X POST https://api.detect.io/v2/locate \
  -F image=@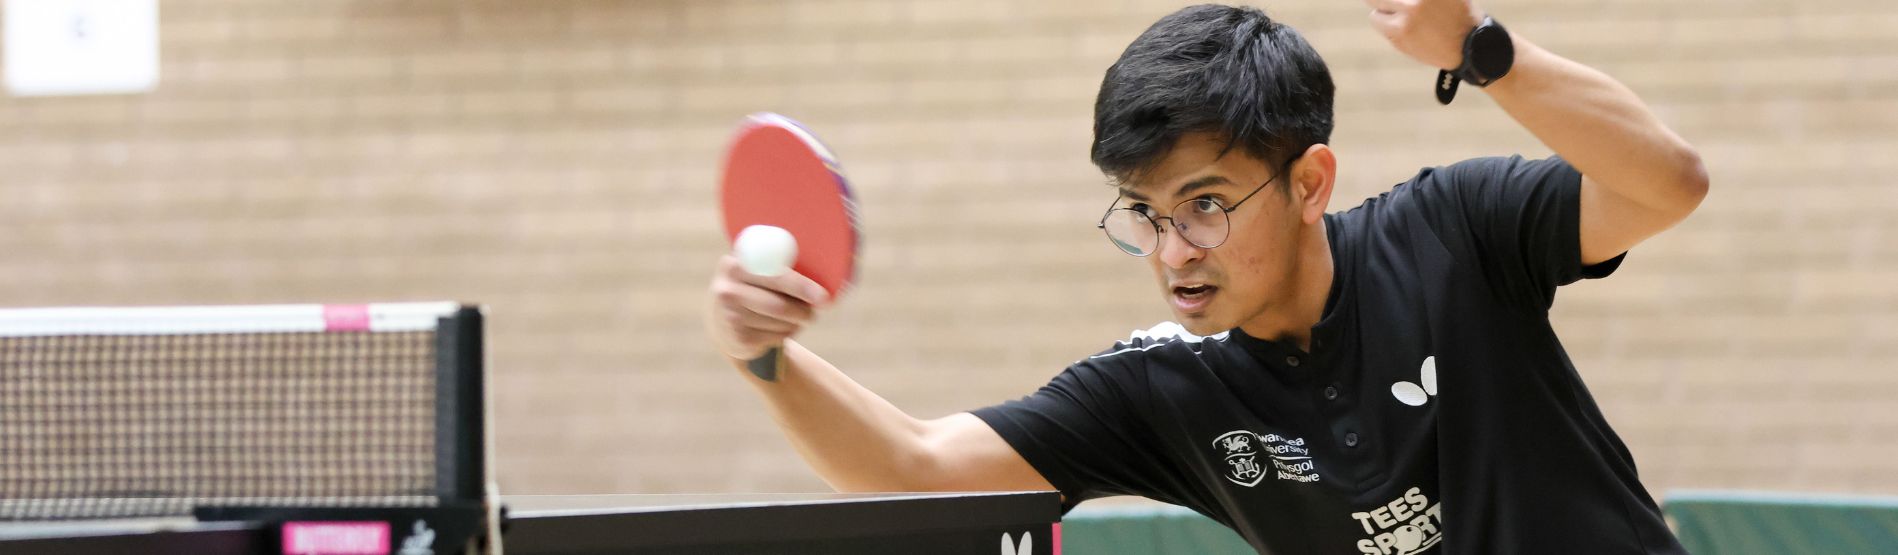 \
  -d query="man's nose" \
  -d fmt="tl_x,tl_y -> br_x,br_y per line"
1156,222 -> 1204,269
